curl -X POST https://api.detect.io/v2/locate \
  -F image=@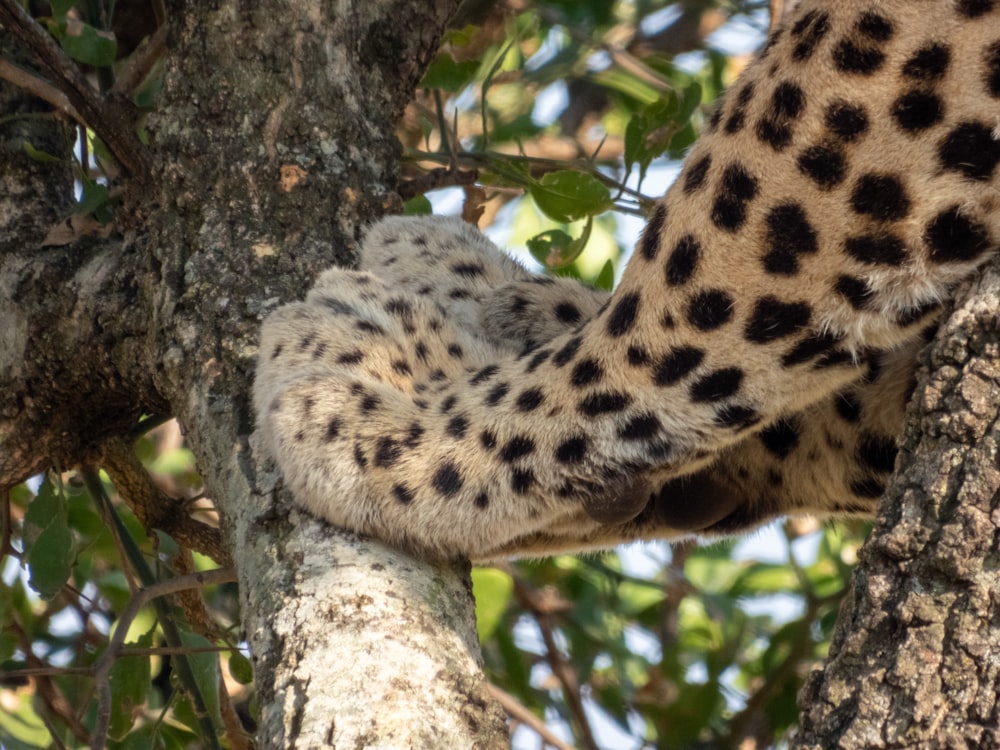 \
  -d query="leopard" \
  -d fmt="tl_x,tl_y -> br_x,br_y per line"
254,0 -> 1000,562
